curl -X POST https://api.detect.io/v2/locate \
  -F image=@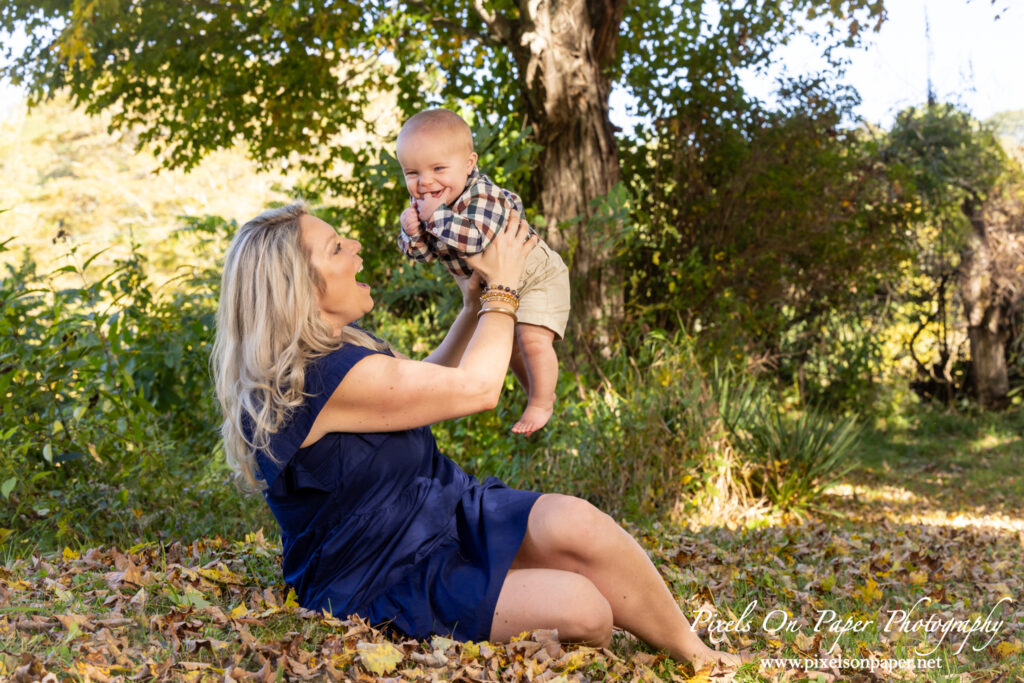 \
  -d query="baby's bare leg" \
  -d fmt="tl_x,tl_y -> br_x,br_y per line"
512,323 -> 558,436
509,336 -> 530,394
